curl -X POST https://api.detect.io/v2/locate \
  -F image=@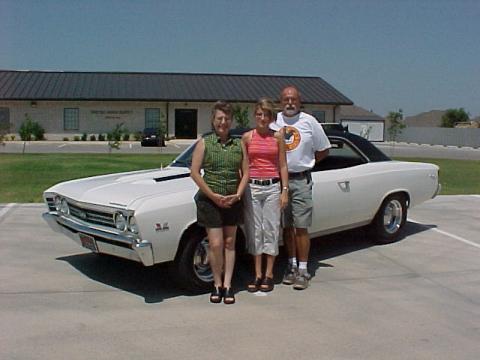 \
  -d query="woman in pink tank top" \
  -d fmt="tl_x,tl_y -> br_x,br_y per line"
242,98 -> 289,293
